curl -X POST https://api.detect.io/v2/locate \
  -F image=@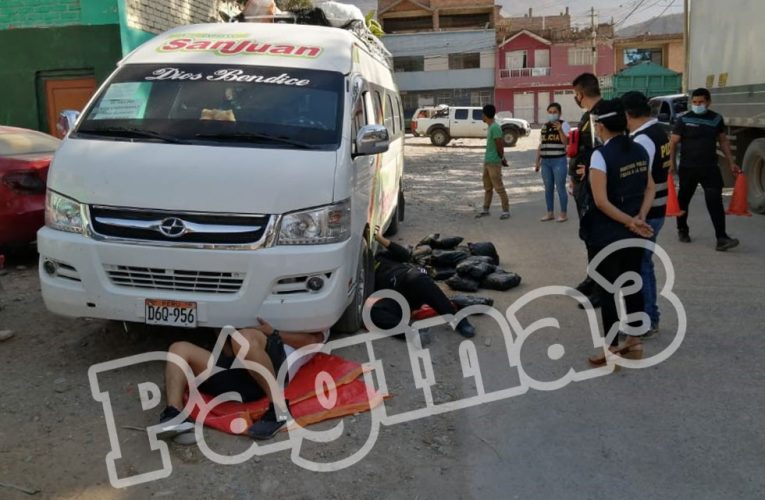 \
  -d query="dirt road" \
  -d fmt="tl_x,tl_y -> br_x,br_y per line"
1,131 -> 764,499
